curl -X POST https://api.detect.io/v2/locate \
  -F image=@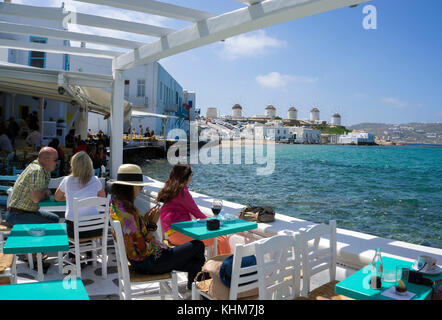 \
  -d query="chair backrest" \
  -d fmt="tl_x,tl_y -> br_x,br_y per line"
255,233 -> 302,300
299,220 -> 337,296
109,218 -> 132,299
229,241 -> 259,300
72,195 -> 110,240
94,168 -> 100,176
